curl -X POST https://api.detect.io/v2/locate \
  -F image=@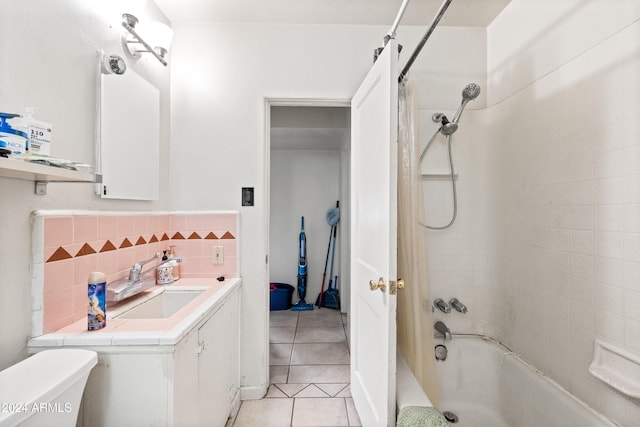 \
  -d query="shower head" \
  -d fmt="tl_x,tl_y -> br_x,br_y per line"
429,83 -> 480,139
451,83 -> 481,124
432,113 -> 459,136
462,83 -> 481,102
441,121 -> 458,136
